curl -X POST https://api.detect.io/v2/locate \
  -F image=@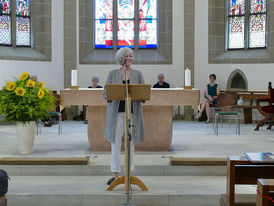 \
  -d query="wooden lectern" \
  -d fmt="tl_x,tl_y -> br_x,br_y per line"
106,84 -> 150,193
